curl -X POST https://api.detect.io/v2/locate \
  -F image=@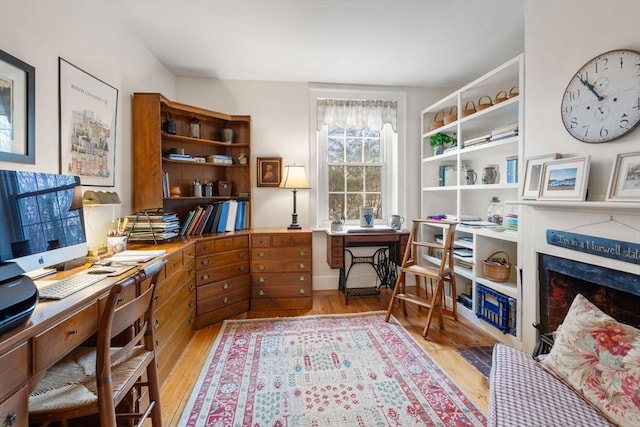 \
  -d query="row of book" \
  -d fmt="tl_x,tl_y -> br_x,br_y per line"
506,155 -> 518,184
180,200 -> 249,236
124,210 -> 180,242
